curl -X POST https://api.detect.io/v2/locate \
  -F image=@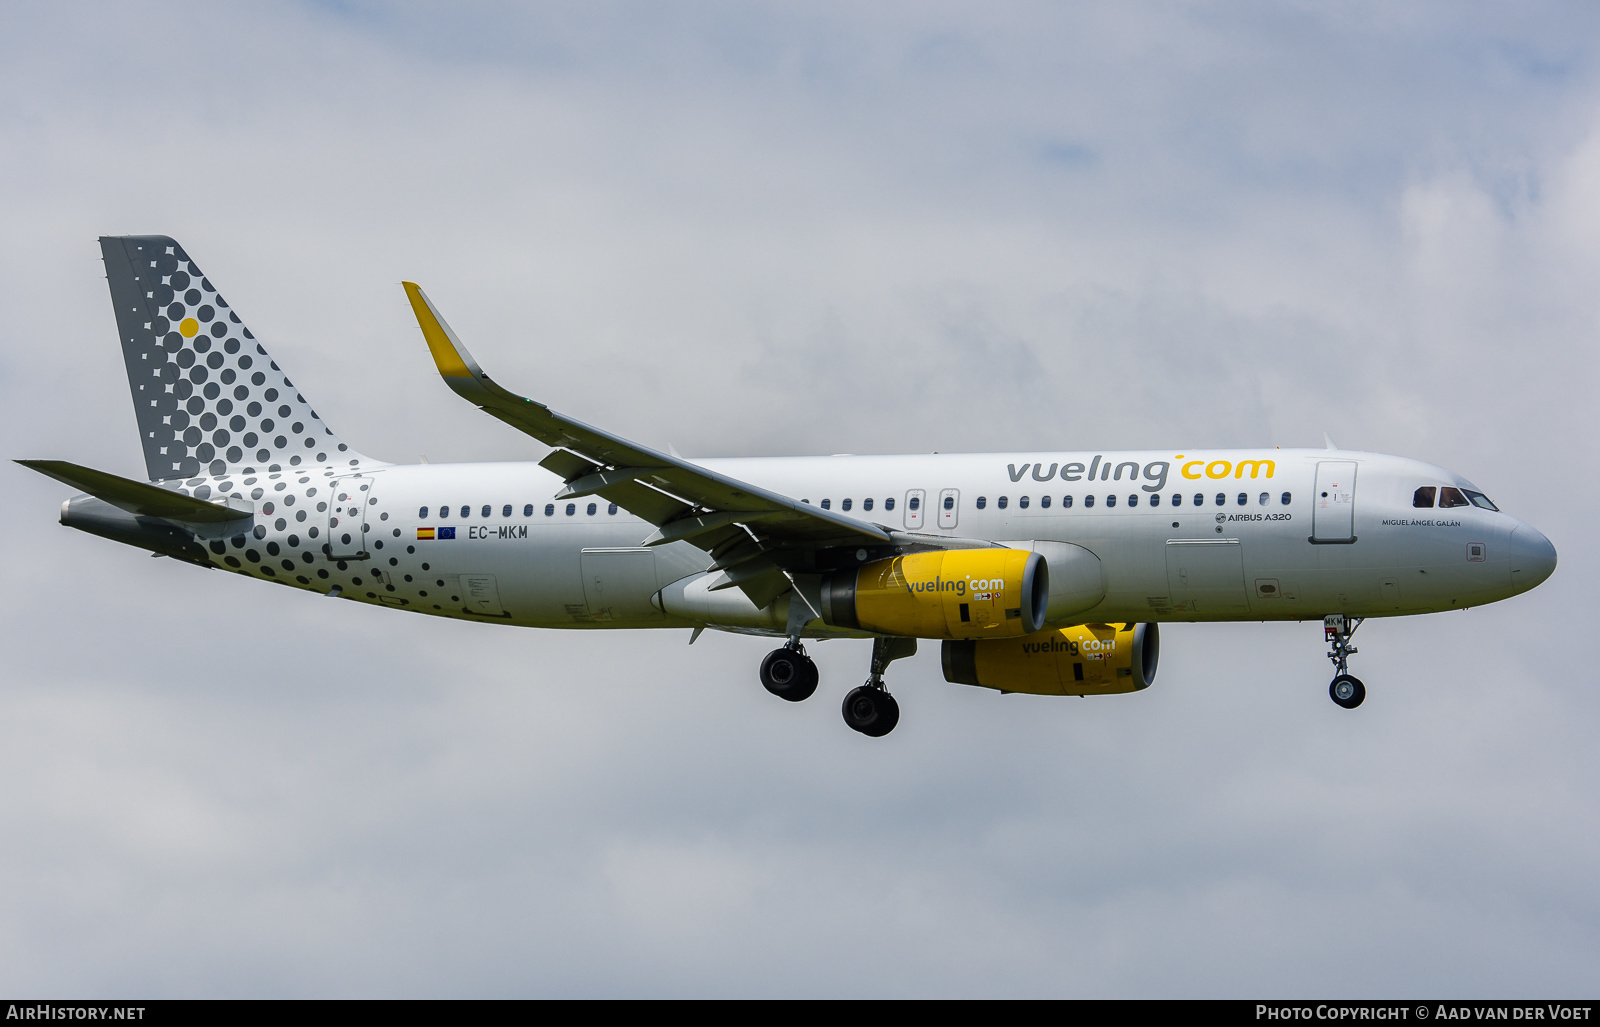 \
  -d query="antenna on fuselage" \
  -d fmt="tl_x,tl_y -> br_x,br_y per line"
1324,433 -> 1338,451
